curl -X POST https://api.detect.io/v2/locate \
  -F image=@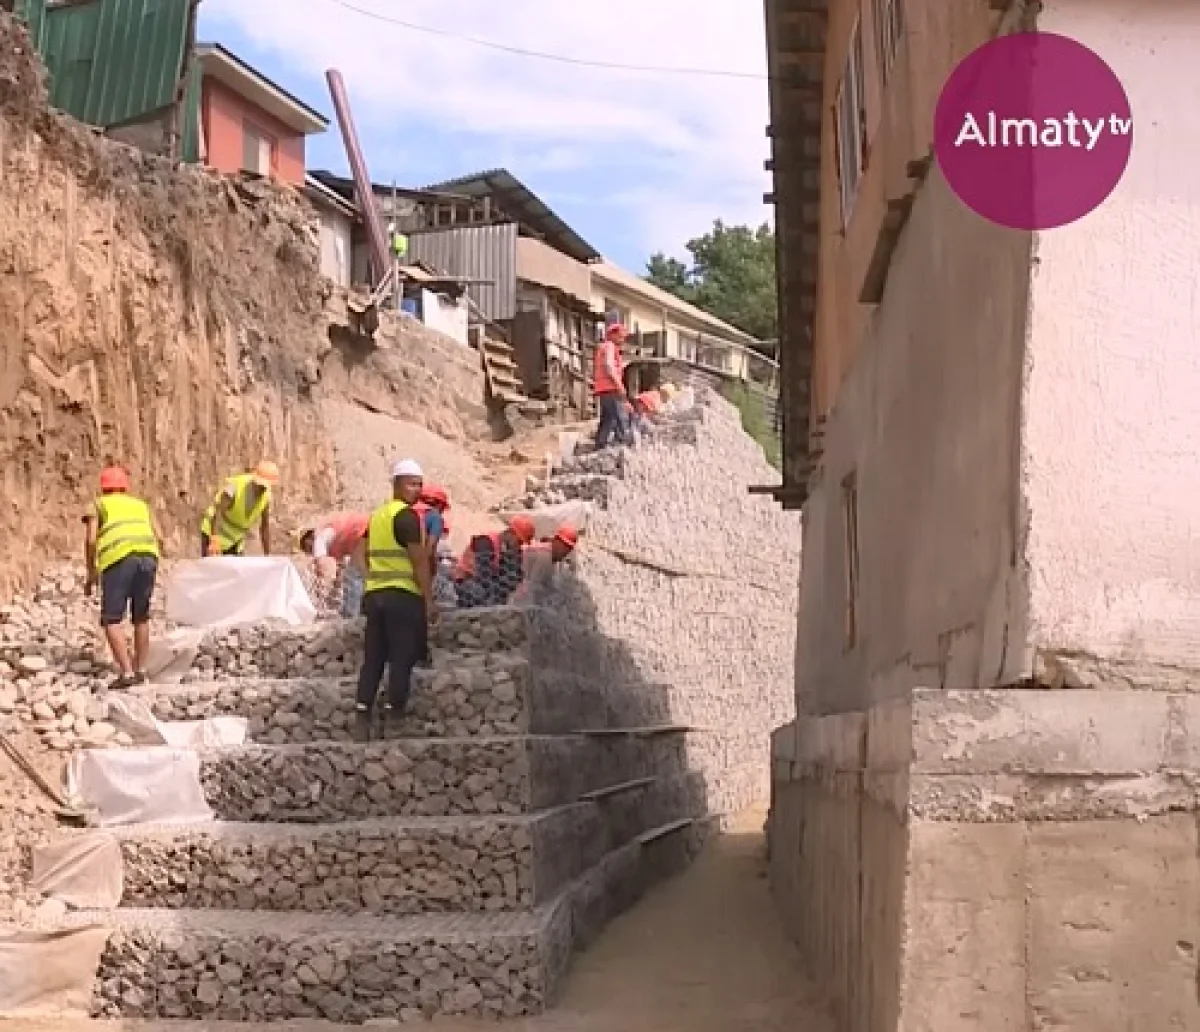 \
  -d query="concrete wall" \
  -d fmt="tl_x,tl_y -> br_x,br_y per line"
1021,0 -> 1200,668
202,77 -> 306,186
515,236 -> 592,306
316,204 -> 353,288
796,163 -> 1031,716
